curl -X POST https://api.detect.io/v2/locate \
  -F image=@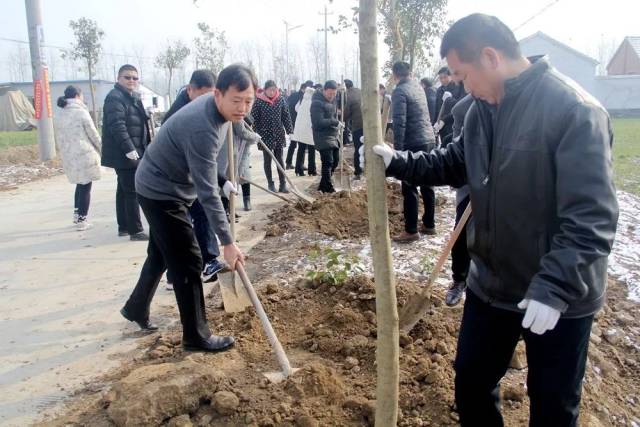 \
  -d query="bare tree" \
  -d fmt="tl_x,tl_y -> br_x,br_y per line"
65,17 -> 105,123
130,43 -> 147,78
308,34 -> 323,83
155,40 -> 191,103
